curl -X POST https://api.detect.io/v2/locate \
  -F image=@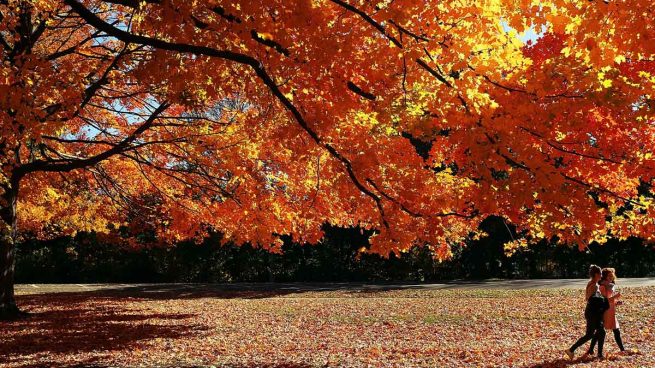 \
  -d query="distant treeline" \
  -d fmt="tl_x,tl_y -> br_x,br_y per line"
15,217 -> 655,283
